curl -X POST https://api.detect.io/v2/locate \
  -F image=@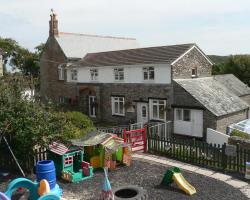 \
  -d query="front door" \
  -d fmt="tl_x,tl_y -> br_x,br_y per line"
89,96 -> 96,117
137,103 -> 148,124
